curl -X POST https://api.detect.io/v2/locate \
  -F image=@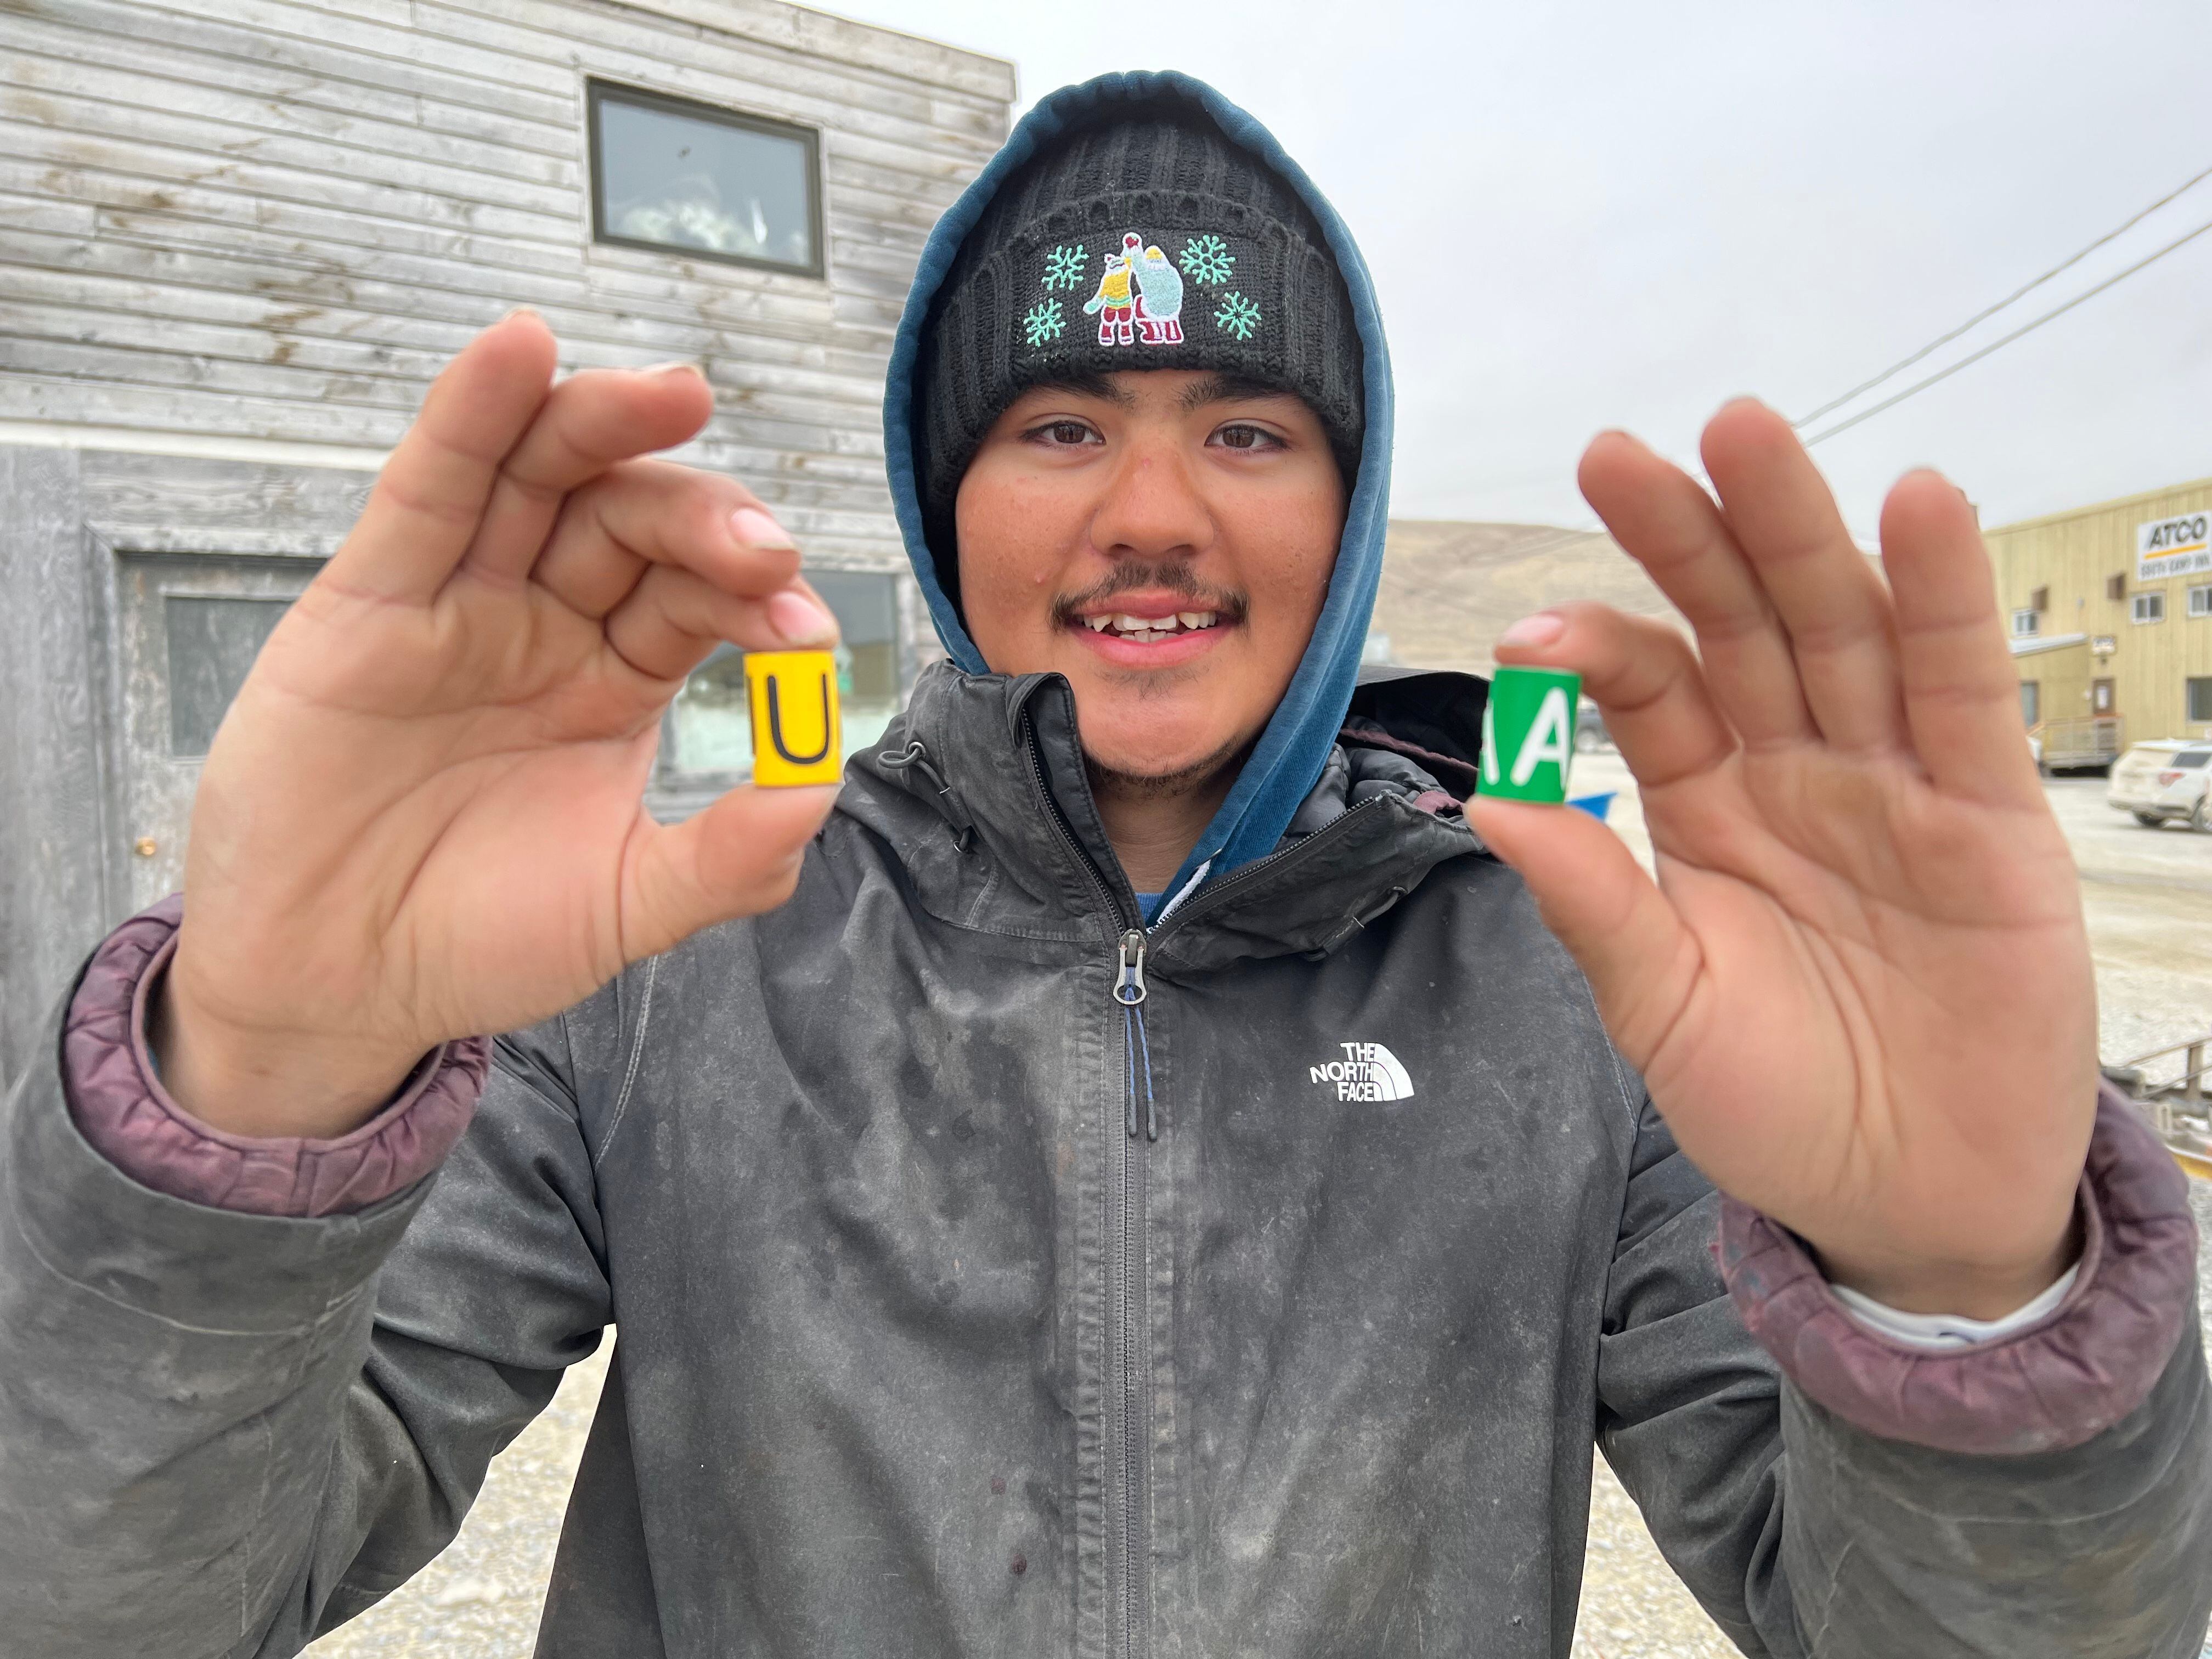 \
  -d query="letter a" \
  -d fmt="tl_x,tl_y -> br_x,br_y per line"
1509,687 -> 1574,786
